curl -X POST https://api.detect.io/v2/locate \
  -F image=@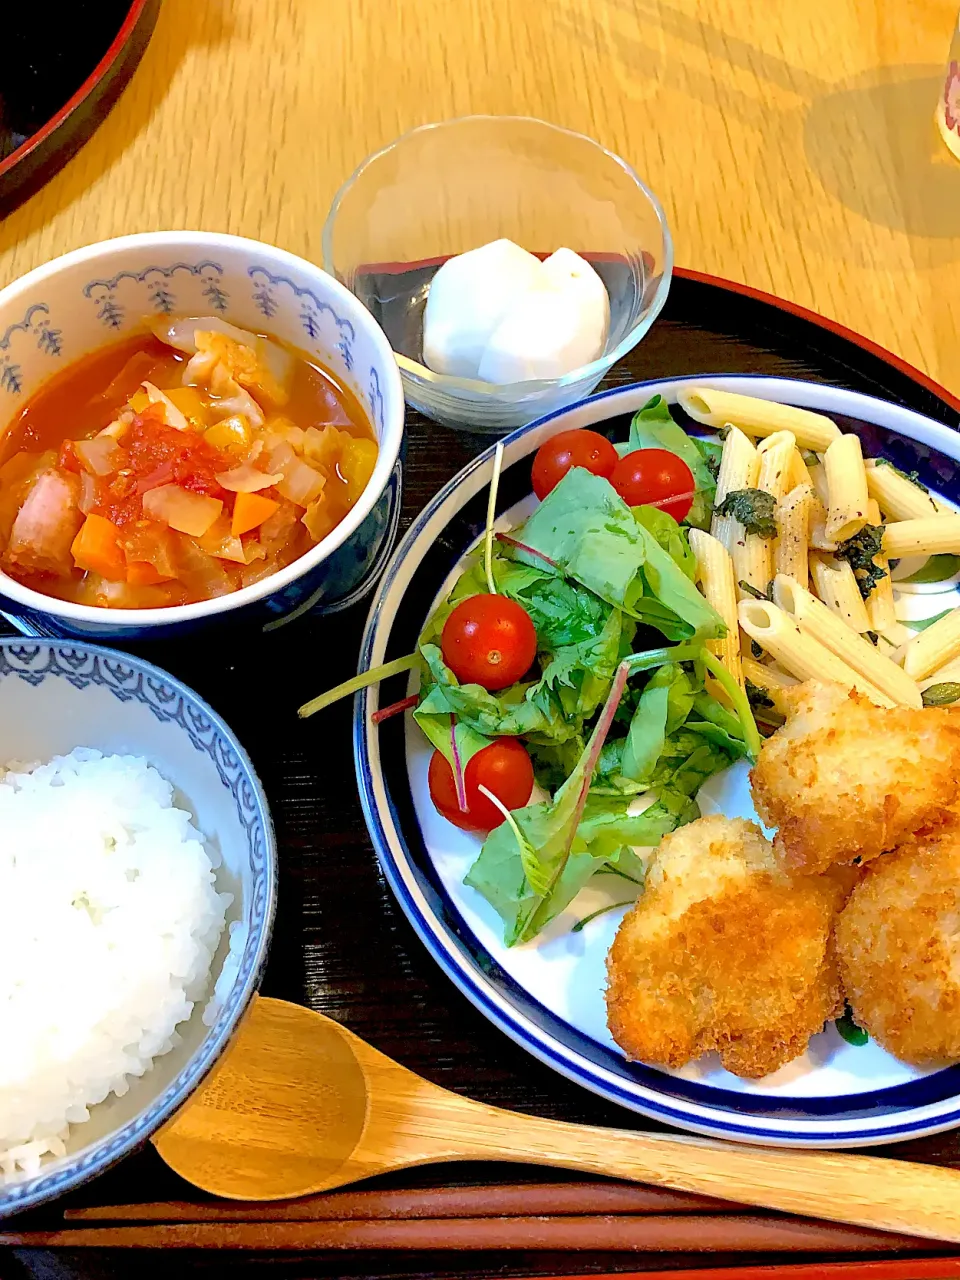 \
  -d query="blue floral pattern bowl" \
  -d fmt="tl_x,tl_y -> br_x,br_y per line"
0,638 -> 276,1216
0,232 -> 405,639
